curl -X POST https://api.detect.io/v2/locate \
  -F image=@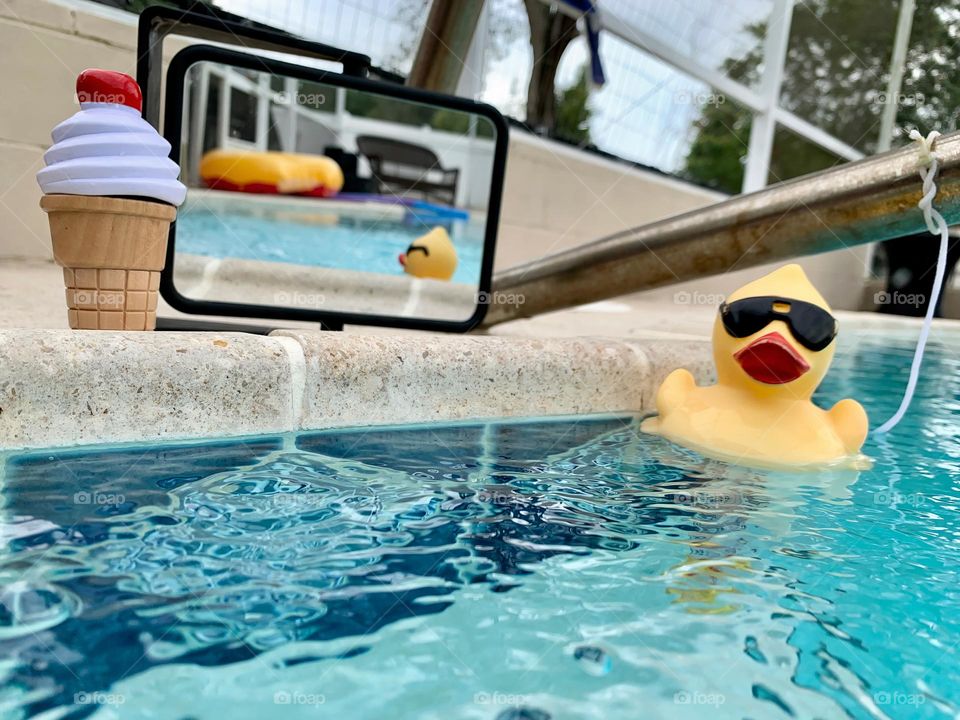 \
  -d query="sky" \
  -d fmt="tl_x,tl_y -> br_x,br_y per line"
213,0 -> 774,175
